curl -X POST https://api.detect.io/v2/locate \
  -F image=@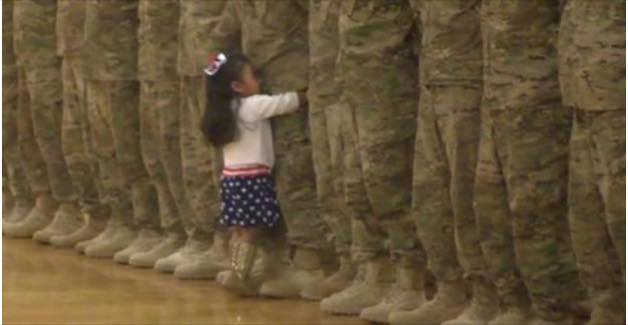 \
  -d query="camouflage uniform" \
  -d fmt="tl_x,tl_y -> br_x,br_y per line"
308,0 -> 352,264
56,0 -> 109,227
337,0 -> 422,268
559,0 -> 625,321
473,0 -> 584,322
81,0 -> 145,255
13,0 -> 74,203
177,0 -> 227,242
138,0 -> 185,236
210,0 -> 329,253
3,0 -> 33,225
